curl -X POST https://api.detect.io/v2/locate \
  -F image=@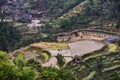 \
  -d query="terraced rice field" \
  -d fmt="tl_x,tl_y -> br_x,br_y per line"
43,40 -> 105,67
68,40 -> 104,56
31,42 -> 69,50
